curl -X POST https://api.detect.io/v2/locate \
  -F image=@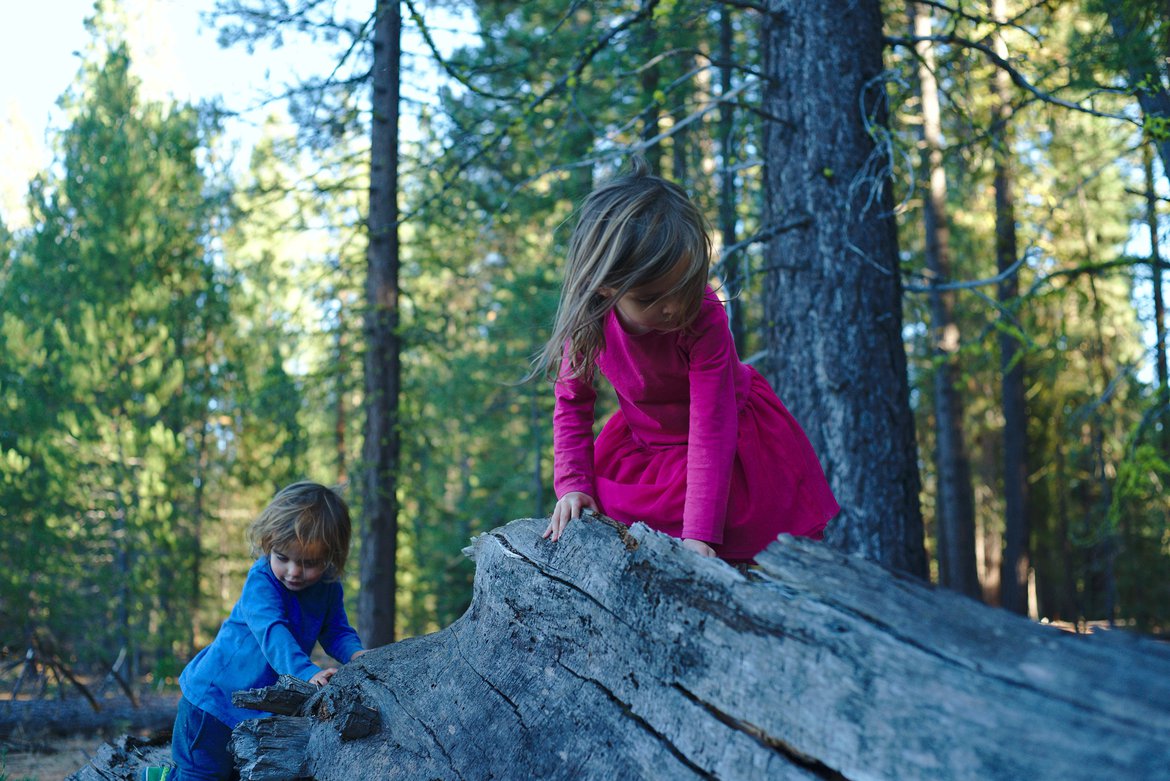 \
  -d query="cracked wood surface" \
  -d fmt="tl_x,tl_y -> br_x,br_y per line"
247,513 -> 1170,780
70,513 -> 1170,780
